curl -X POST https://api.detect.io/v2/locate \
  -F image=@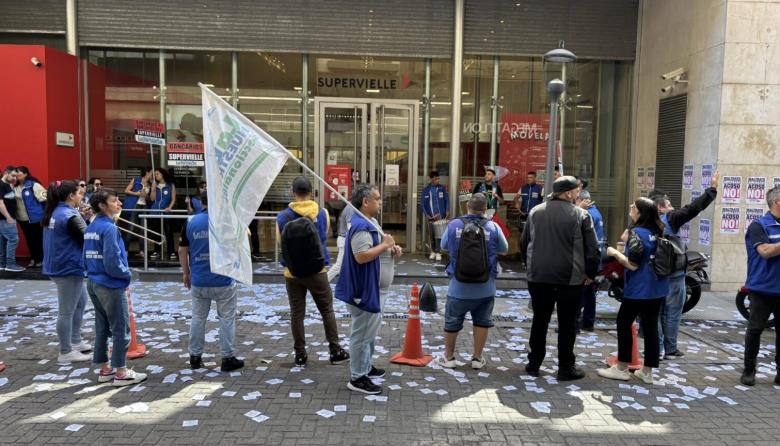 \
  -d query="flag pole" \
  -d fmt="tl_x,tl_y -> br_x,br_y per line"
198,83 -> 385,237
